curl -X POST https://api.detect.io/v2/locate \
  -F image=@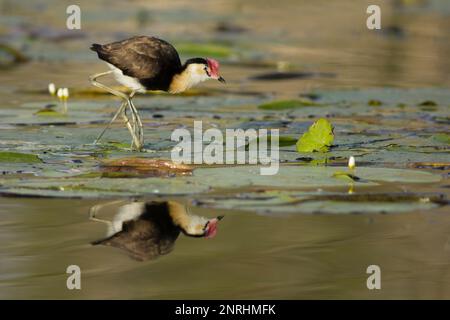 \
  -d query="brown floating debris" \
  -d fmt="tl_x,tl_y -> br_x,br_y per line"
101,158 -> 193,177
